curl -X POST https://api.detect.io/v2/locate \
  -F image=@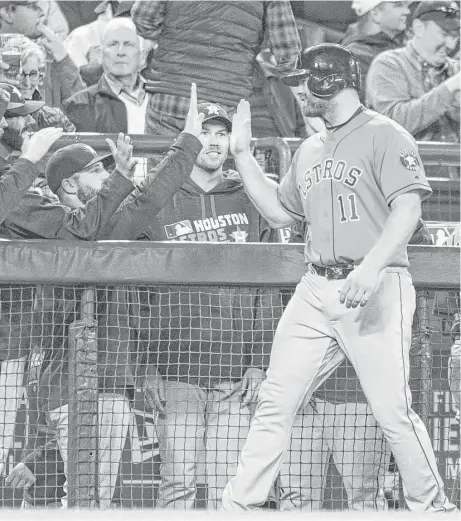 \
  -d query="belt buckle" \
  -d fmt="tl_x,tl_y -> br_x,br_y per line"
325,266 -> 346,280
